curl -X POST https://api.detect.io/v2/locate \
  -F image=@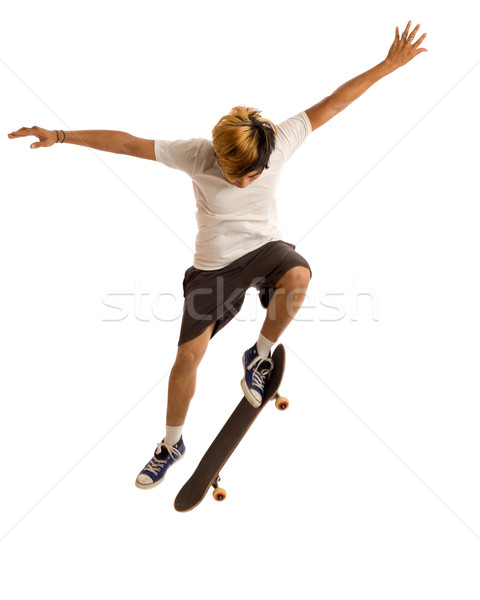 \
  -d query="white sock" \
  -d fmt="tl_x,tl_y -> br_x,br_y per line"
164,424 -> 184,446
256,332 -> 274,358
